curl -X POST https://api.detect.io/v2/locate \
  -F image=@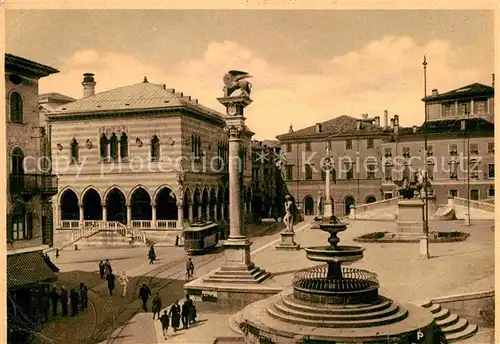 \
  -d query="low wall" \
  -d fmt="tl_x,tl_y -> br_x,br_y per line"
350,196 -> 402,219
451,197 -> 495,213
424,290 -> 494,327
